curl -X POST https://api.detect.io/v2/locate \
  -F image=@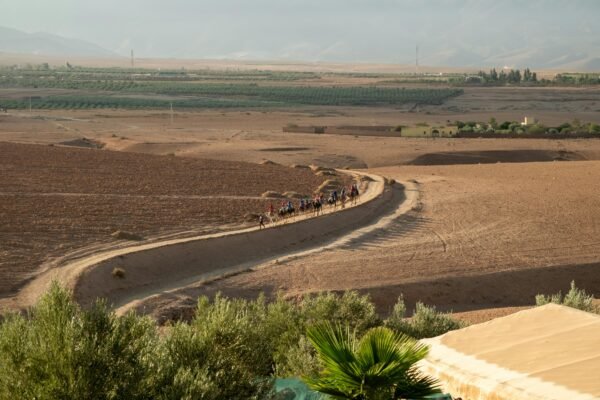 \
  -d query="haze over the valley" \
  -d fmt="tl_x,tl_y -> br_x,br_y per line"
1,0 -> 599,70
